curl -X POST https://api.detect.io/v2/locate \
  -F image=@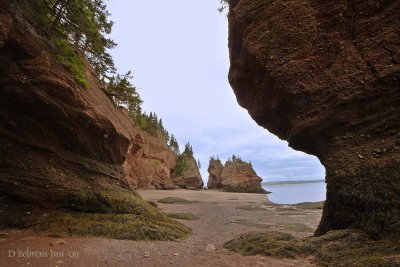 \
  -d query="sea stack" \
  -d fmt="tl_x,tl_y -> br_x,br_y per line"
172,143 -> 203,189
207,158 -> 224,189
207,156 -> 266,193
